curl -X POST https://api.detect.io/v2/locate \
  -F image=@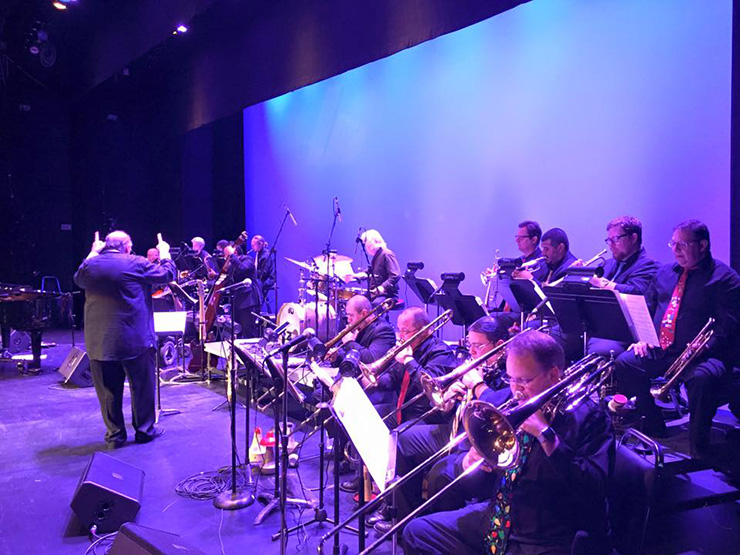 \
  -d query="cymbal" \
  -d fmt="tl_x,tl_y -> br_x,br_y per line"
313,254 -> 353,265
285,257 -> 315,273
